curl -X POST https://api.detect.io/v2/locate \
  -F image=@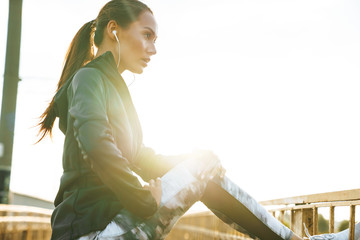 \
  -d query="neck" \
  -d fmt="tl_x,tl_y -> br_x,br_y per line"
95,47 -> 125,74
